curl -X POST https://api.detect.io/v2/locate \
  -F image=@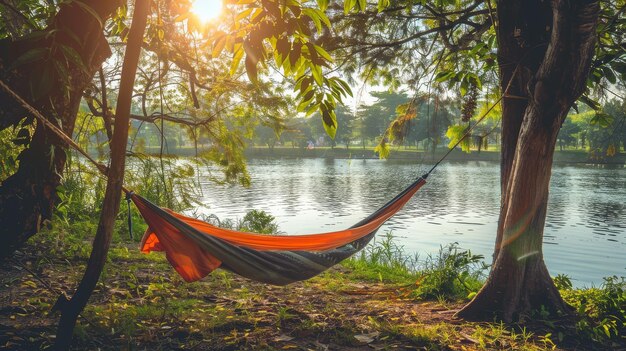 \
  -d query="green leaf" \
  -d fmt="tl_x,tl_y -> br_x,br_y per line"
289,42 -> 302,69
321,109 -> 337,139
579,95 -> 601,111
602,66 -> 617,84
466,73 -> 482,89
311,64 -> 323,86
302,89 -> 315,103
275,37 -> 290,64
230,48 -> 245,75
446,125 -> 471,152
344,0 -> 357,14
53,60 -> 69,84
374,140 -> 390,159
590,112 -> 613,128
305,102 -> 320,116
59,45 -> 86,72
302,8 -> 322,32
317,0 -> 329,11
460,78 -> 468,97
9,48 -> 48,70
377,0 -> 390,12
333,78 -> 353,97
297,99 -> 312,112
236,7 -> 254,21
313,44 -> 333,62
245,55 -> 258,82
212,35 -> 227,58
434,70 -> 453,83
315,9 -> 331,29
70,0 -> 104,28
468,42 -> 485,57
300,76 -> 312,92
